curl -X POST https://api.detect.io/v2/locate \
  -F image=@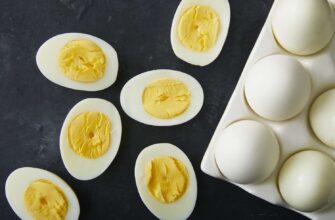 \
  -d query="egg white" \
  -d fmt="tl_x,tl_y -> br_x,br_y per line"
134,143 -> 197,220
5,167 -> 80,220
36,33 -> 119,91
120,69 -> 204,126
272,0 -> 335,55
170,0 -> 231,66
60,98 -> 122,180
